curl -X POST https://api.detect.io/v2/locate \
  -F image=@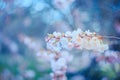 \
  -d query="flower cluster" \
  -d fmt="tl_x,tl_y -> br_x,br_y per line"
45,29 -> 108,80
49,51 -> 73,80
36,50 -> 73,80
46,29 -> 108,53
